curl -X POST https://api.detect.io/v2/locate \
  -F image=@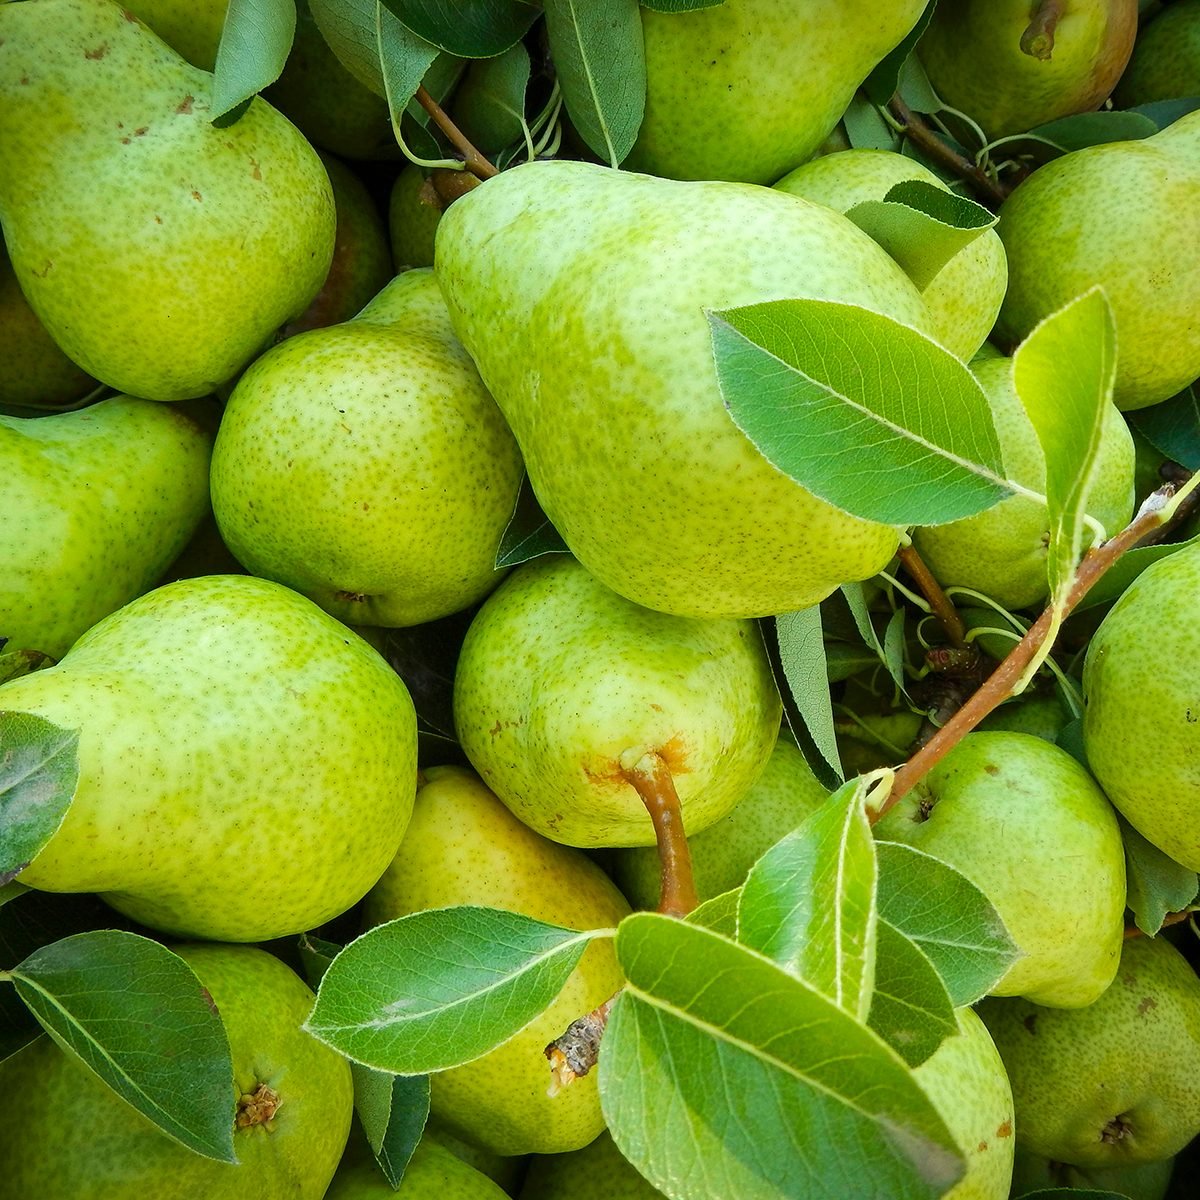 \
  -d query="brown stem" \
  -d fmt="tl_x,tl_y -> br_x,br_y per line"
621,752 -> 698,917
1021,0 -> 1066,61
898,544 -> 967,648
414,85 -> 498,181
1124,909 -> 1197,940
544,993 -> 617,1093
